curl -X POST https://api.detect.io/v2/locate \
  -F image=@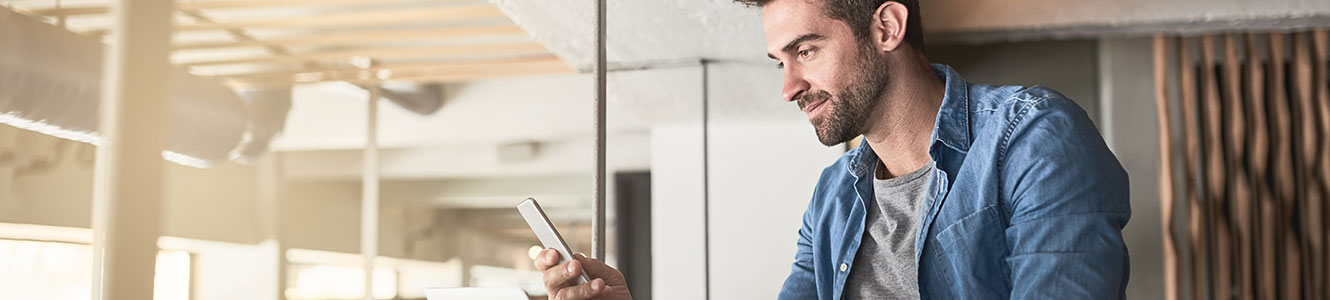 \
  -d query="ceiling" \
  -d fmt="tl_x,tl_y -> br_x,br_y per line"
489,0 -> 772,68
7,0 -> 575,87
15,0 -> 1322,155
